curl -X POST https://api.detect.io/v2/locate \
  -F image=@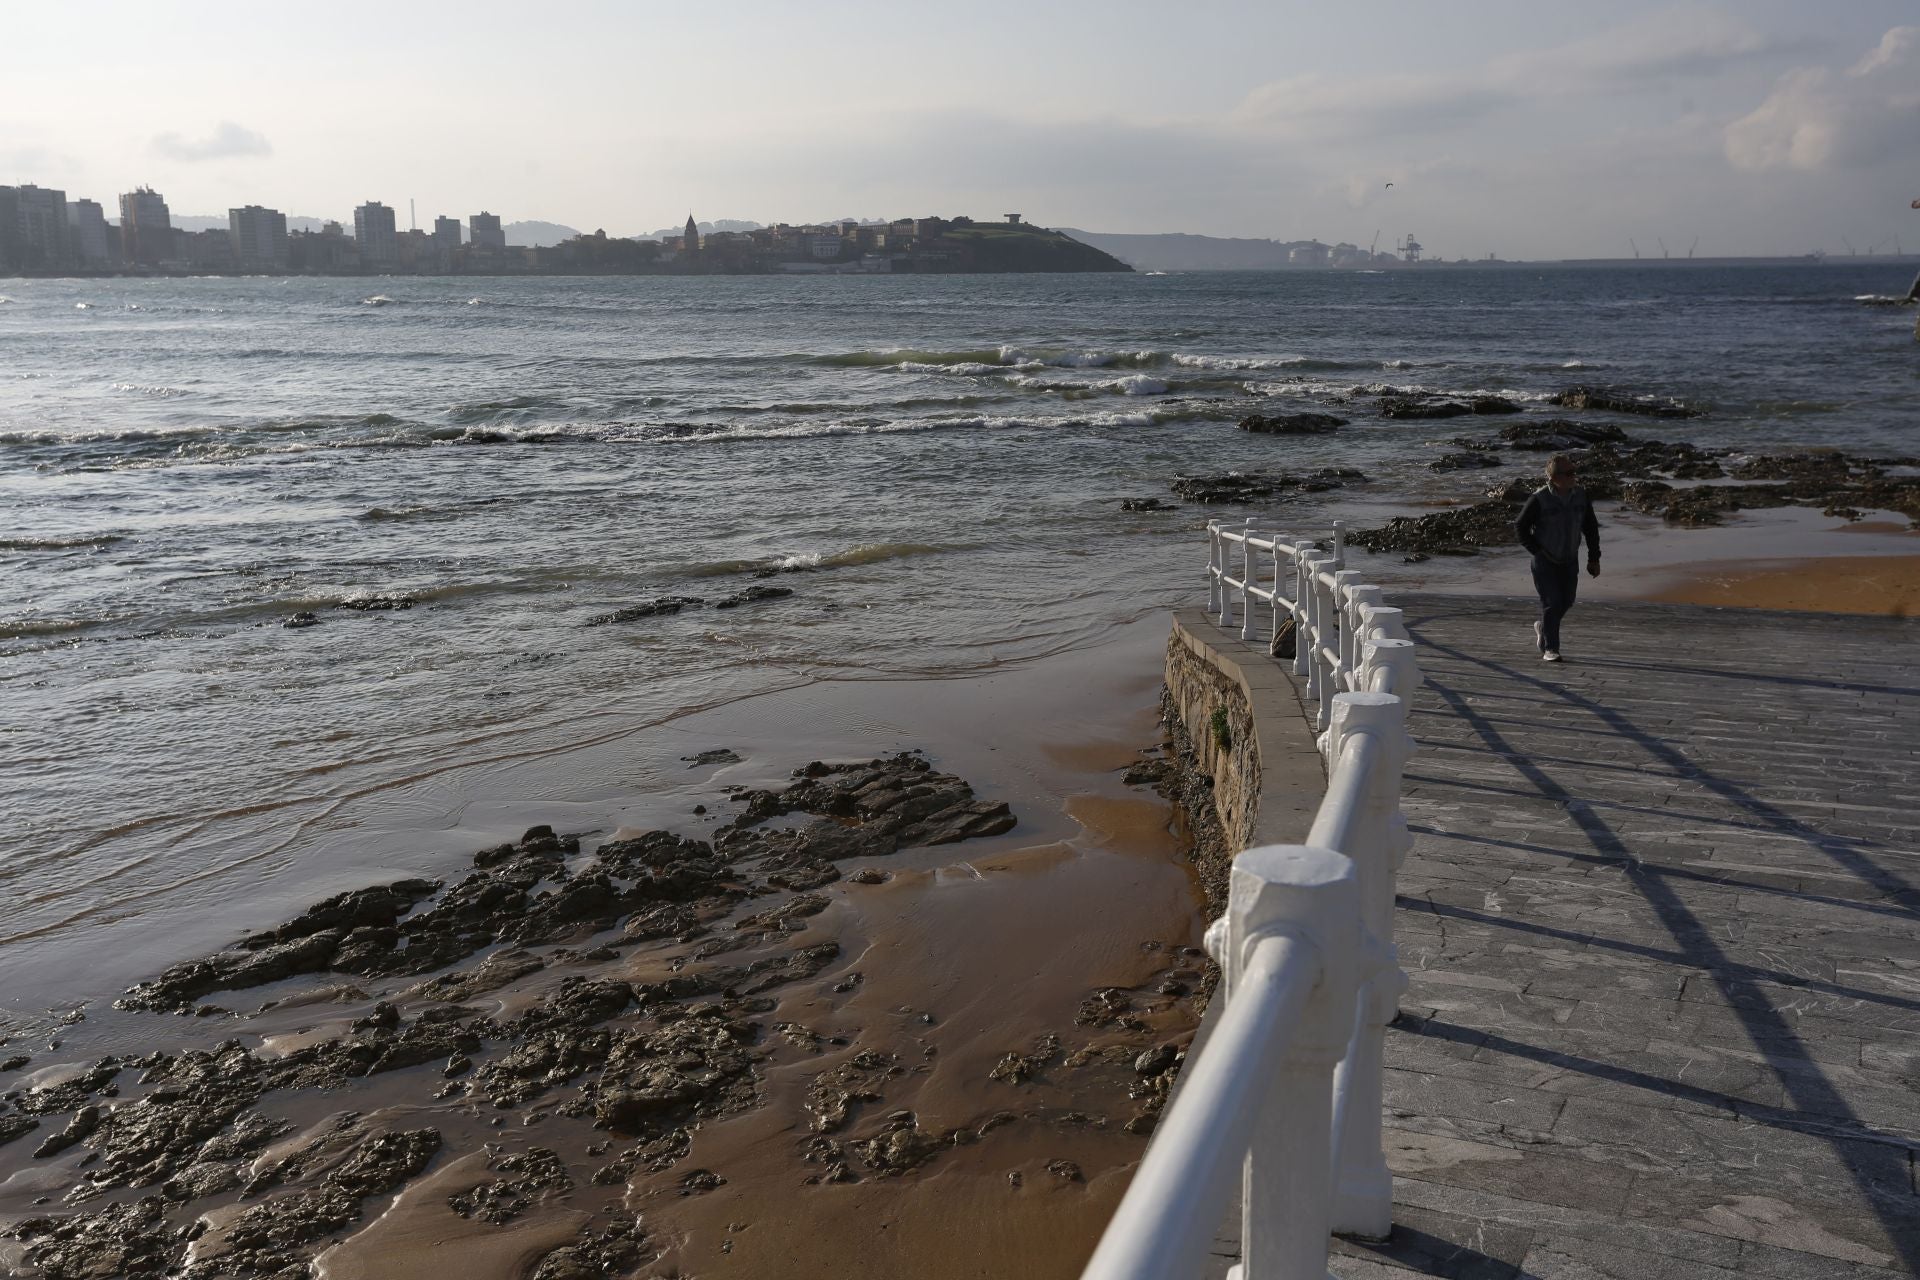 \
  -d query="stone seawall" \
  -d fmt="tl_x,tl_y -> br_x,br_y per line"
1161,609 -> 1326,908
